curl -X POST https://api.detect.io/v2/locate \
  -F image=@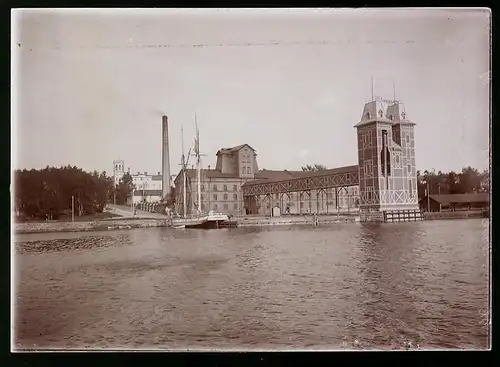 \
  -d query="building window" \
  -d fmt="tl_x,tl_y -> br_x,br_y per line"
241,167 -> 245,174
212,184 -> 218,191
213,194 -> 218,200
406,134 -> 410,144
233,193 -> 238,200
201,184 -> 205,192
364,160 -> 373,177
366,186 -> 374,201
201,204 -> 205,211
300,202 -> 304,209
214,204 -> 218,210
407,165 -> 411,174
362,132 -> 372,147
223,184 -> 228,191
224,204 -> 228,210
394,153 -> 401,168
366,111 -> 371,119
233,184 -> 238,191
234,203 -> 238,210
223,193 -> 228,200
201,194 -> 204,201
